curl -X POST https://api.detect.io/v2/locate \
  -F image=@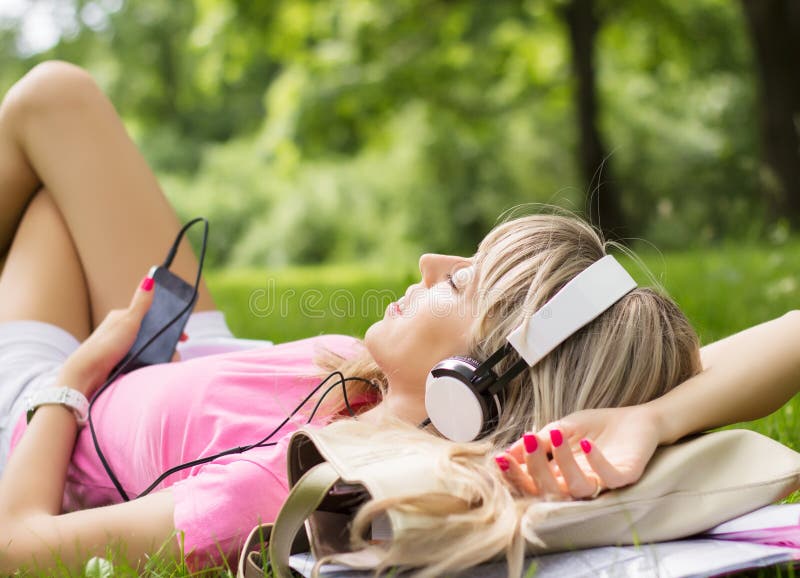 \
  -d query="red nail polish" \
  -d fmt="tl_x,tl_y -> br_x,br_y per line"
550,429 -> 563,448
179,333 -> 189,342
140,276 -> 154,292
494,455 -> 510,472
523,433 -> 538,454
580,439 -> 592,454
